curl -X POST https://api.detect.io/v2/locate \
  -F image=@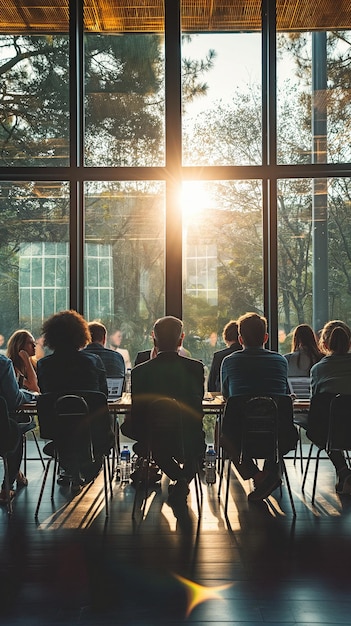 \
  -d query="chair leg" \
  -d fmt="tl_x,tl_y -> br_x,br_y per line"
193,462 -> 203,517
224,458 -> 231,517
293,426 -> 303,473
102,456 -> 109,517
3,457 -> 13,516
281,459 -> 296,517
217,451 -> 227,498
311,448 -> 323,504
23,435 -> 27,476
301,443 -> 314,492
32,431 -> 46,469
34,457 -> 53,519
